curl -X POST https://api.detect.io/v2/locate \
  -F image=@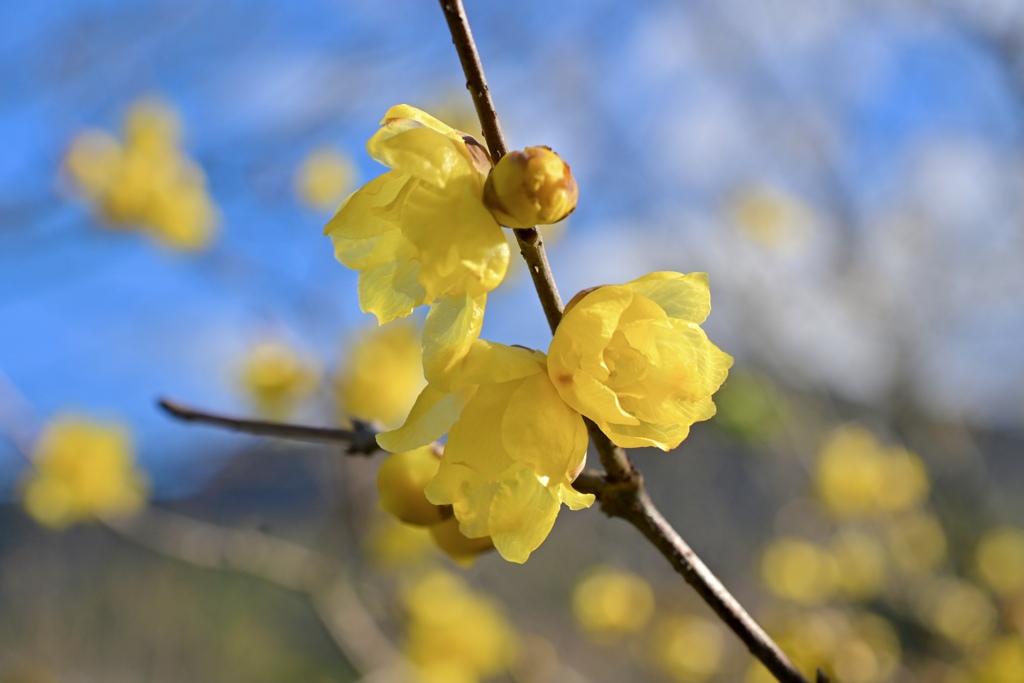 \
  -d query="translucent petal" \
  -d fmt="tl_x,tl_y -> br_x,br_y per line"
552,368 -> 636,425
376,384 -> 473,452
449,182 -> 509,297
398,179 -> 507,300
357,259 -> 426,323
368,125 -> 470,189
441,380 -> 520,480
488,463 -> 562,563
560,482 -> 596,511
625,271 -> 712,324
600,418 -> 692,451
450,341 -> 545,389
502,373 -> 588,481
378,104 -> 461,139
422,293 -> 486,387
325,170 -> 404,237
